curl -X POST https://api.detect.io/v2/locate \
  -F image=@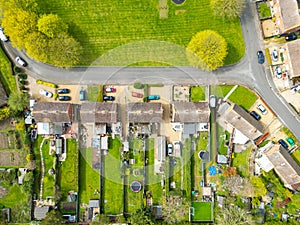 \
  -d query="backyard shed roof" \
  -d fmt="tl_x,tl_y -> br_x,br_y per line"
89,199 -> 100,208
33,102 -> 73,122
34,206 -> 49,220
172,102 -> 210,123
157,136 -> 166,162
80,102 -> 118,123
128,102 -> 163,123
